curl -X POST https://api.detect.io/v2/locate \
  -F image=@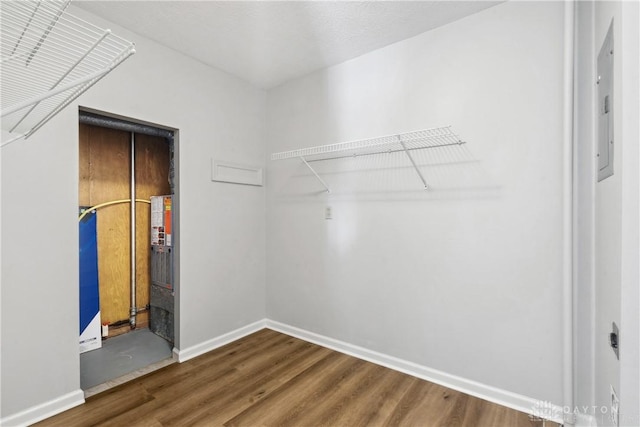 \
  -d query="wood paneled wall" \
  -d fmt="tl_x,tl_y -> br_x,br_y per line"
79,123 -> 170,333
